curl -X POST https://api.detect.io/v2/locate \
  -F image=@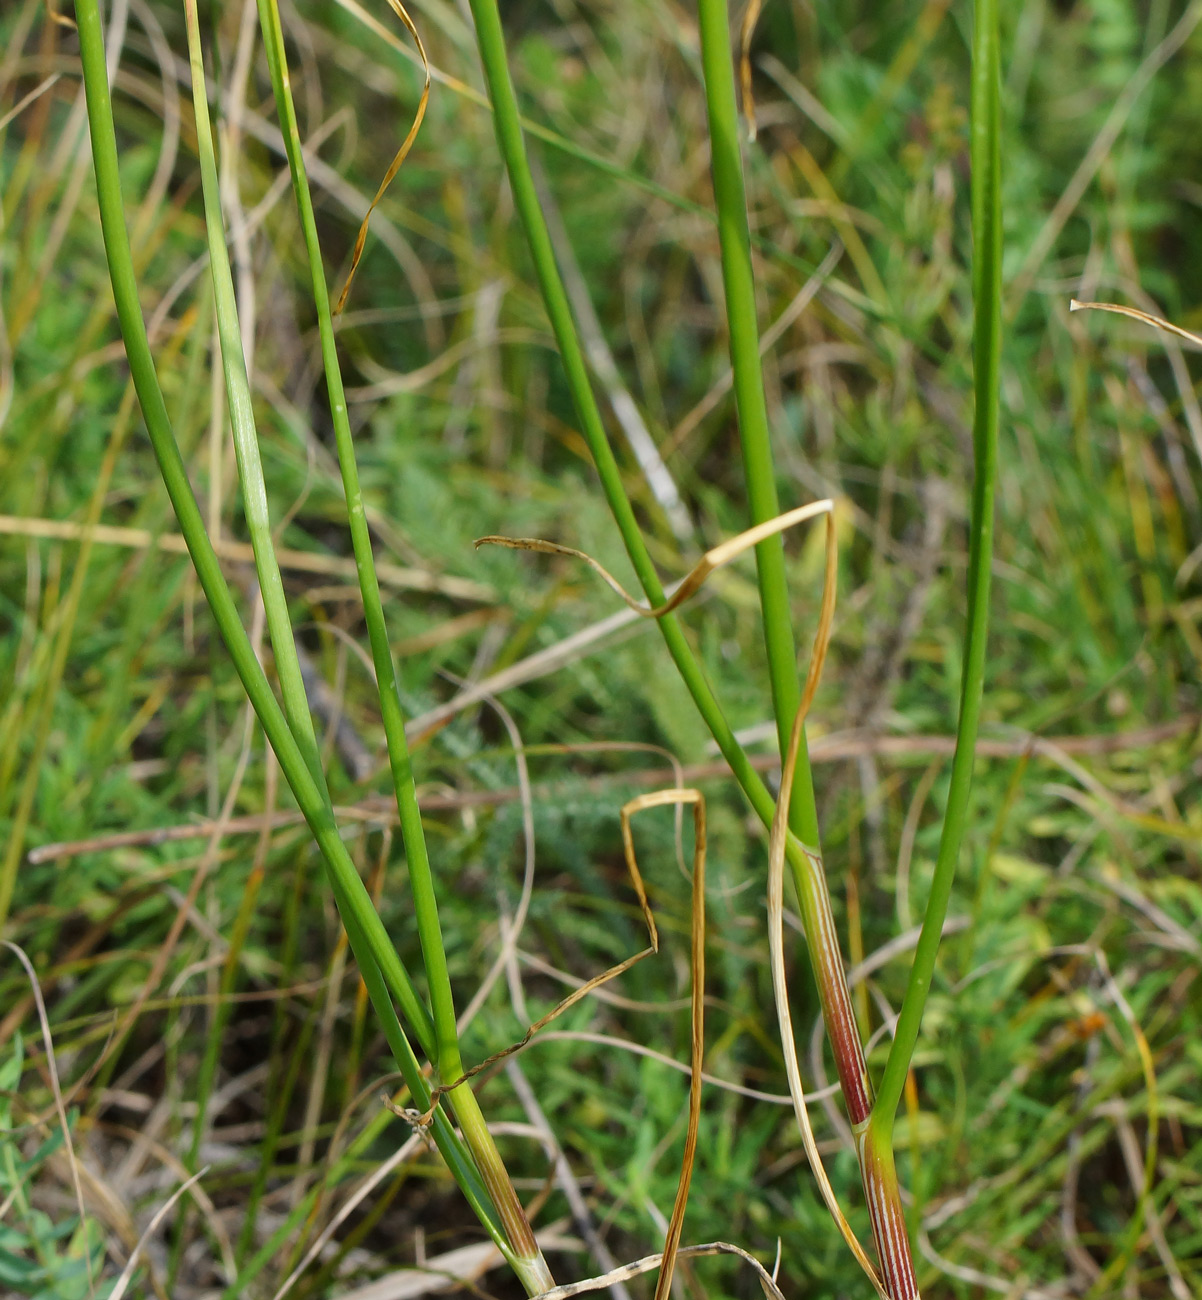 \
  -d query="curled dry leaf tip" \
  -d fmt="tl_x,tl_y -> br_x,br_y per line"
477,500 -> 834,620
